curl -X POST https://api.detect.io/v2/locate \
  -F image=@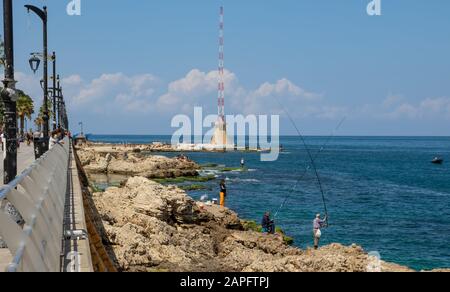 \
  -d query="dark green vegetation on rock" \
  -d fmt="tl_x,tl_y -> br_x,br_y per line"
201,163 -> 219,168
242,220 -> 294,246
179,184 -> 211,191
221,167 -> 247,172
153,175 -> 216,184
